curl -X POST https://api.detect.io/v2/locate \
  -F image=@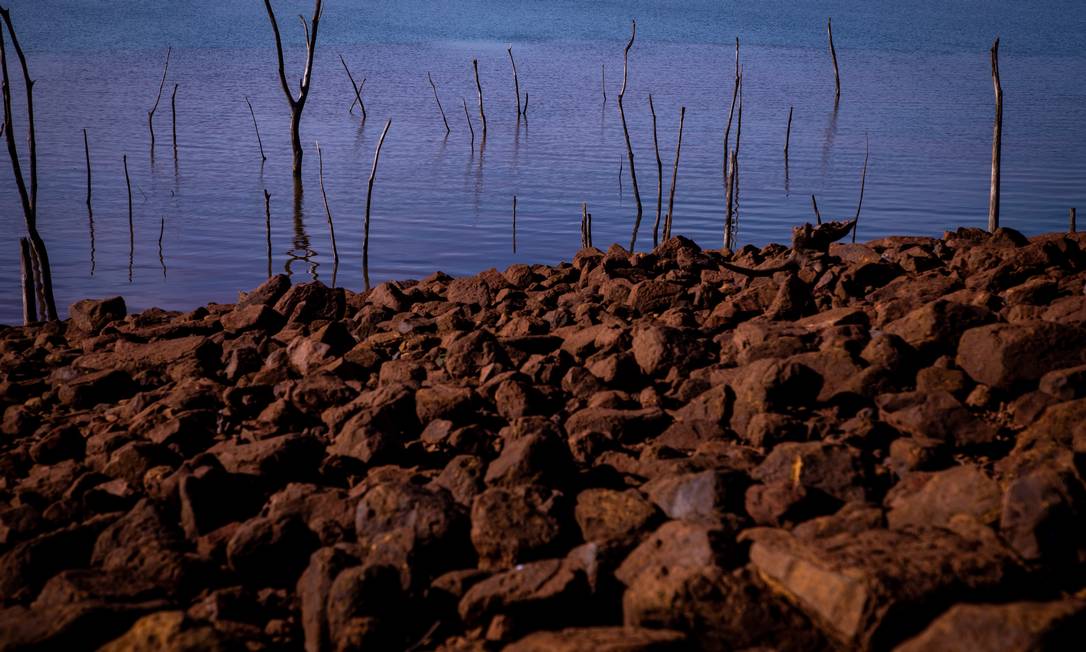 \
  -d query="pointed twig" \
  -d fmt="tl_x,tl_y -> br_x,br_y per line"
427,72 -> 450,135
811,194 -> 823,224
618,19 -> 643,251
339,53 -> 366,122
852,134 -> 869,243
84,128 -> 95,274
472,58 -> 487,138
507,46 -> 522,117
663,106 -> 686,241
315,142 -> 339,267
828,18 -> 841,103
462,97 -> 474,150
649,94 -> 663,247
148,46 -> 172,156
988,37 -> 1002,232
264,189 -> 272,278
244,96 -> 267,162
171,83 -> 179,161
363,119 -> 392,291
124,153 -> 133,282
784,105 -> 793,158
